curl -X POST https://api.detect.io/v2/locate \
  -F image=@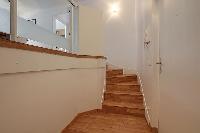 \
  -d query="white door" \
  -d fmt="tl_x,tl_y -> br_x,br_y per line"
151,3 -> 160,128
143,0 -> 160,128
